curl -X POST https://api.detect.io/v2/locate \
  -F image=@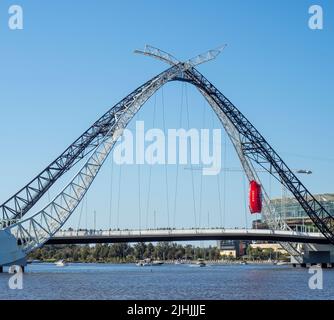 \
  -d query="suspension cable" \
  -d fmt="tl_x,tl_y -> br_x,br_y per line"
268,170 -> 272,223
185,84 -> 197,229
216,173 -> 223,228
222,133 -> 227,228
198,99 -> 207,229
172,84 -> 184,228
77,194 -> 85,230
161,86 -> 170,229
85,194 -> 88,230
136,111 -> 142,231
211,109 -> 224,228
146,94 -> 157,229
108,155 -> 114,231
243,174 -> 248,229
116,161 -> 122,230
138,156 -> 142,231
